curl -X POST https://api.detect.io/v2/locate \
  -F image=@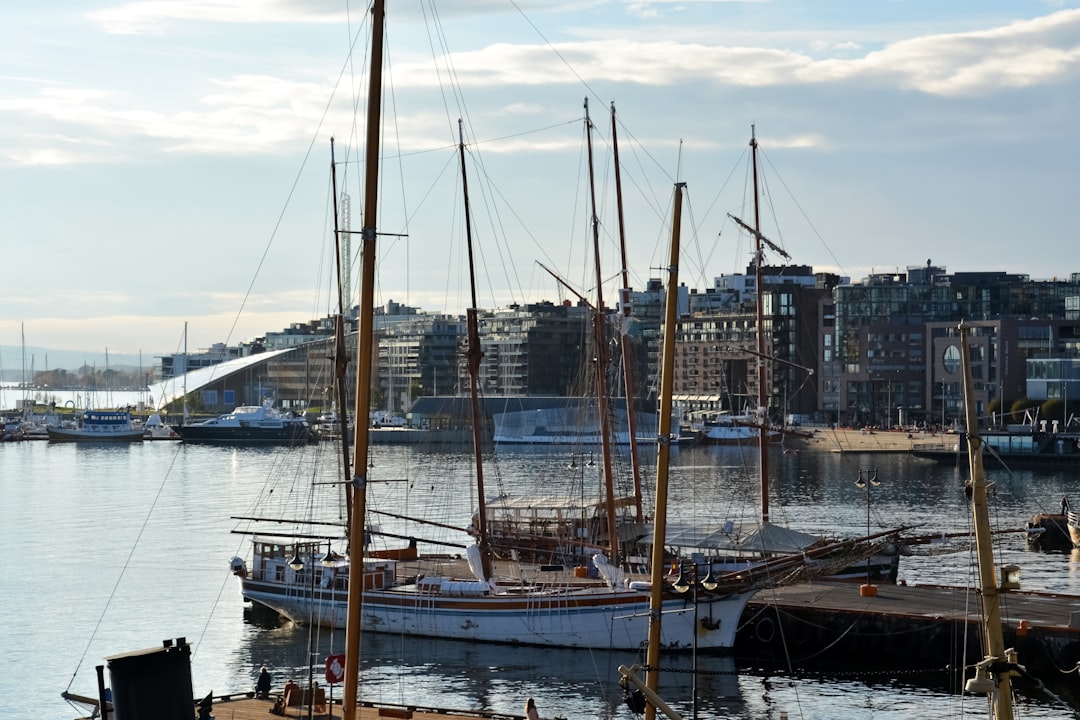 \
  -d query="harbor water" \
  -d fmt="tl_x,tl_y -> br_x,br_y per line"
2,438 -> 1078,719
